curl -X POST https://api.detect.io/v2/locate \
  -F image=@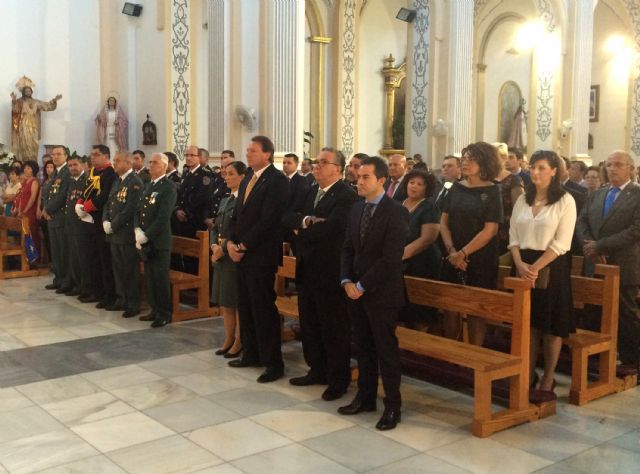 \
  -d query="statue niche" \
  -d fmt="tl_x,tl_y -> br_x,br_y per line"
380,54 -> 407,157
